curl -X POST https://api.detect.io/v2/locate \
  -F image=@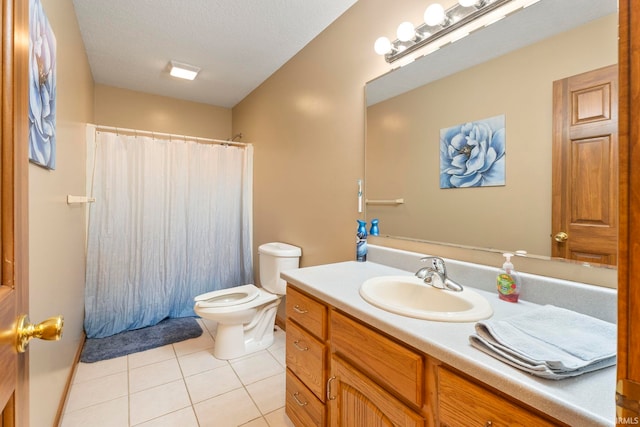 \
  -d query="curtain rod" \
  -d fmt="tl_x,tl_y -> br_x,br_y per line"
91,124 -> 251,148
